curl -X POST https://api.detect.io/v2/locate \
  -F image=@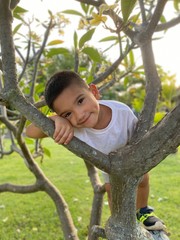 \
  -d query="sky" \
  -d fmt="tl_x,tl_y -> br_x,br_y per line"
18,0 -> 180,86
